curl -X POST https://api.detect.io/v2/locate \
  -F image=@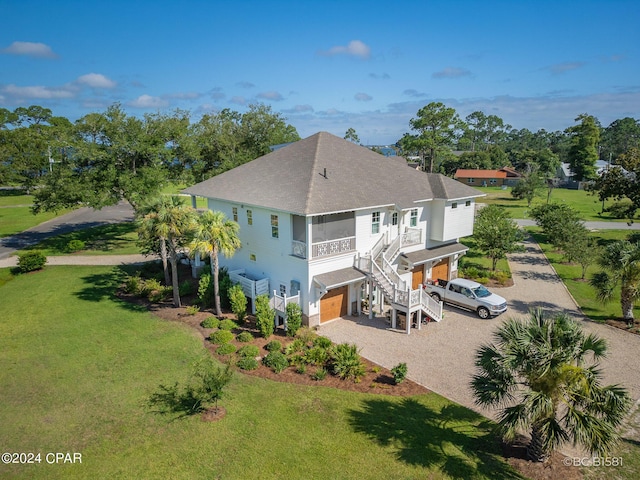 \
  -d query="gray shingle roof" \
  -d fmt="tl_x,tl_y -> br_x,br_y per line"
183,132 -> 483,215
